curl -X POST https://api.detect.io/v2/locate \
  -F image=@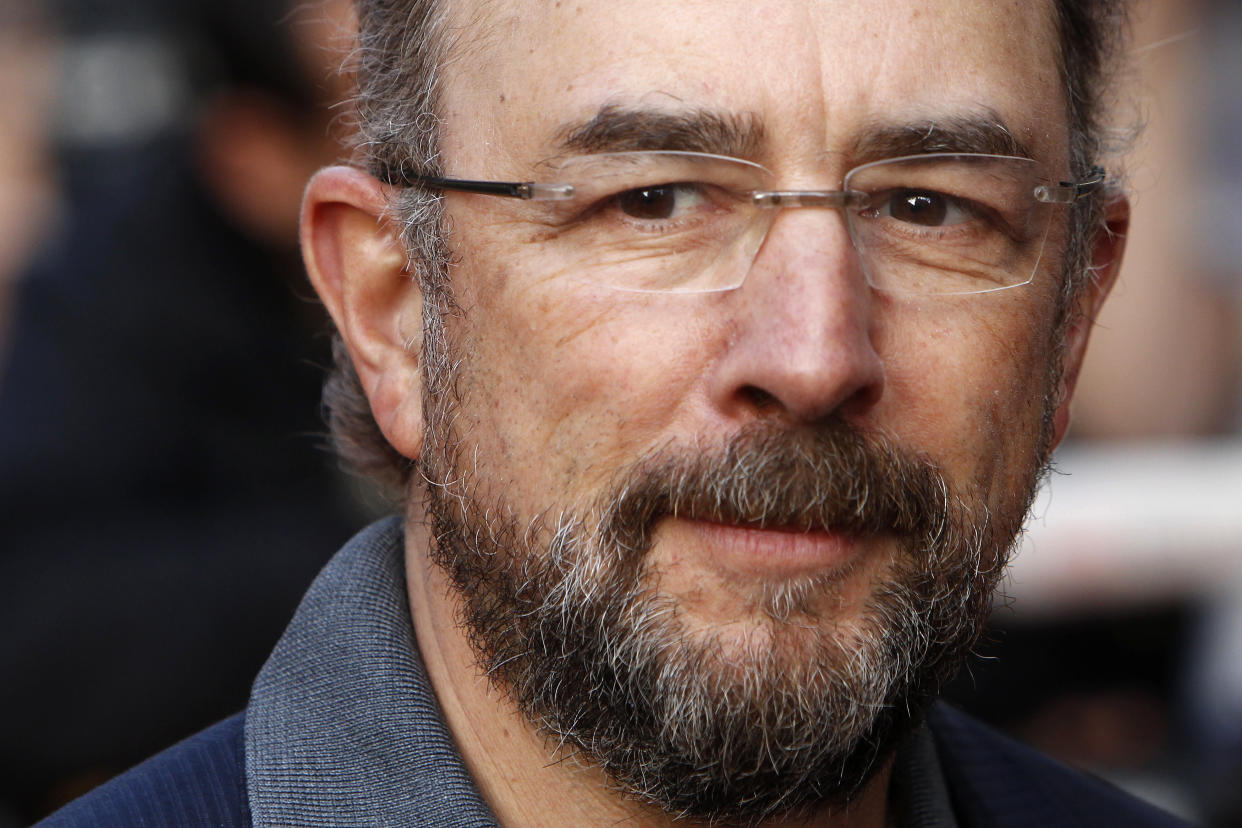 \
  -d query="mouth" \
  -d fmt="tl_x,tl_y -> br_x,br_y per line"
673,518 -> 871,580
